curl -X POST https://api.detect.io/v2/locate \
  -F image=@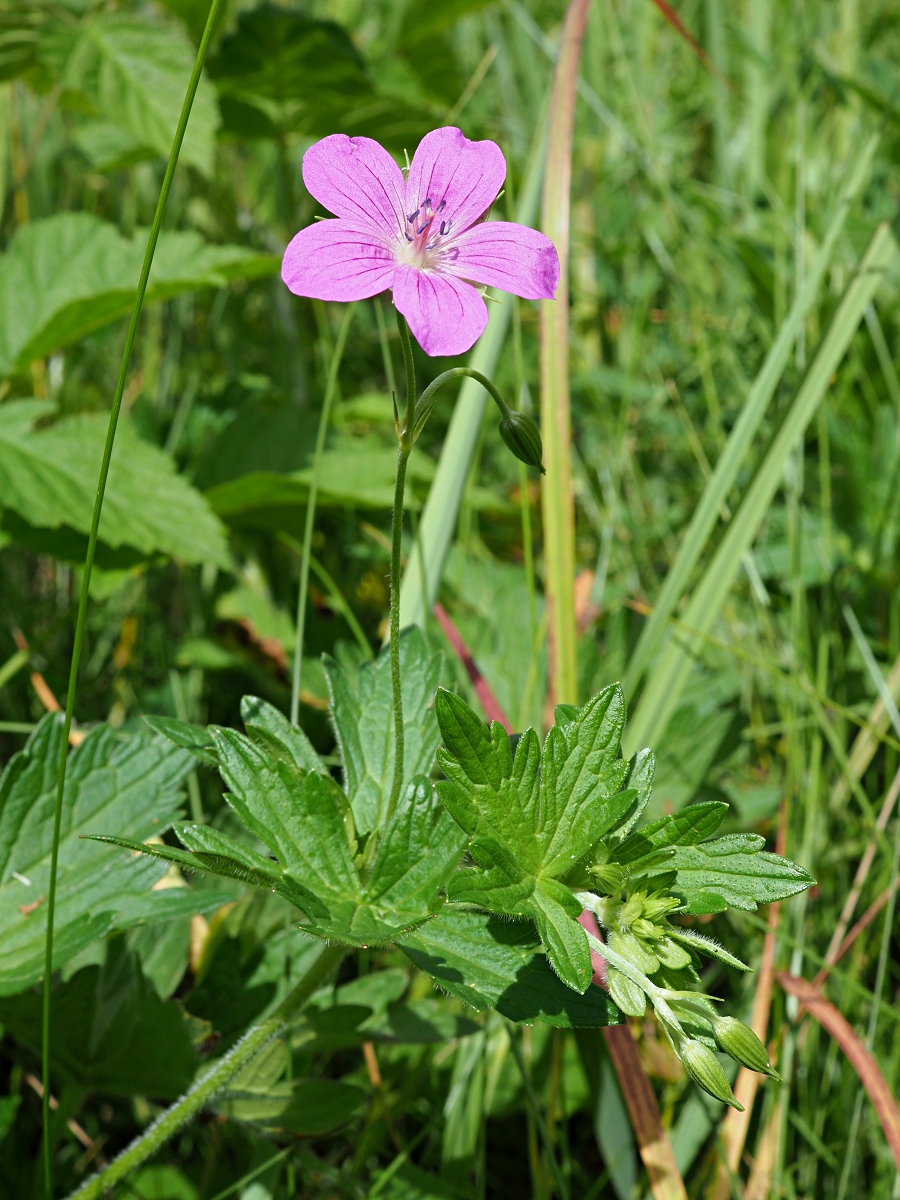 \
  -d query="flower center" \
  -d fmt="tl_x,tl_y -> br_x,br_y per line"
397,197 -> 453,268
